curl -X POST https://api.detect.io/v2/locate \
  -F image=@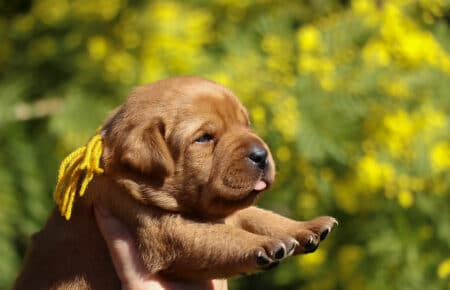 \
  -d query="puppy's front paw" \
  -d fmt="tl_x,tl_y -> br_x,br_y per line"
251,238 -> 291,271
292,216 -> 338,255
